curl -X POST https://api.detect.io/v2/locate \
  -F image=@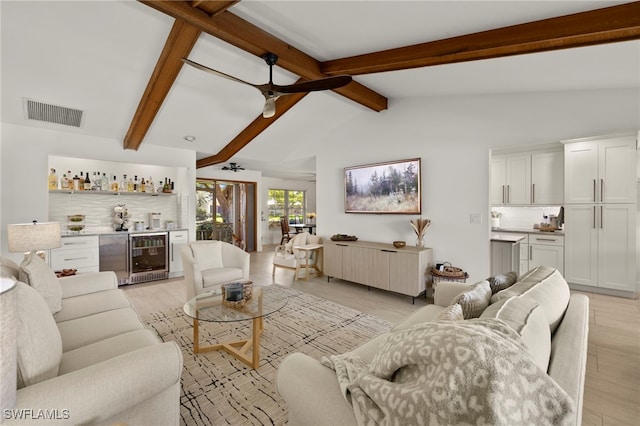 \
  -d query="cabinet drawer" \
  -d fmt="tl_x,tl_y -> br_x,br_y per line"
51,248 -> 99,270
60,235 -> 99,249
529,235 -> 564,246
169,231 -> 188,243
